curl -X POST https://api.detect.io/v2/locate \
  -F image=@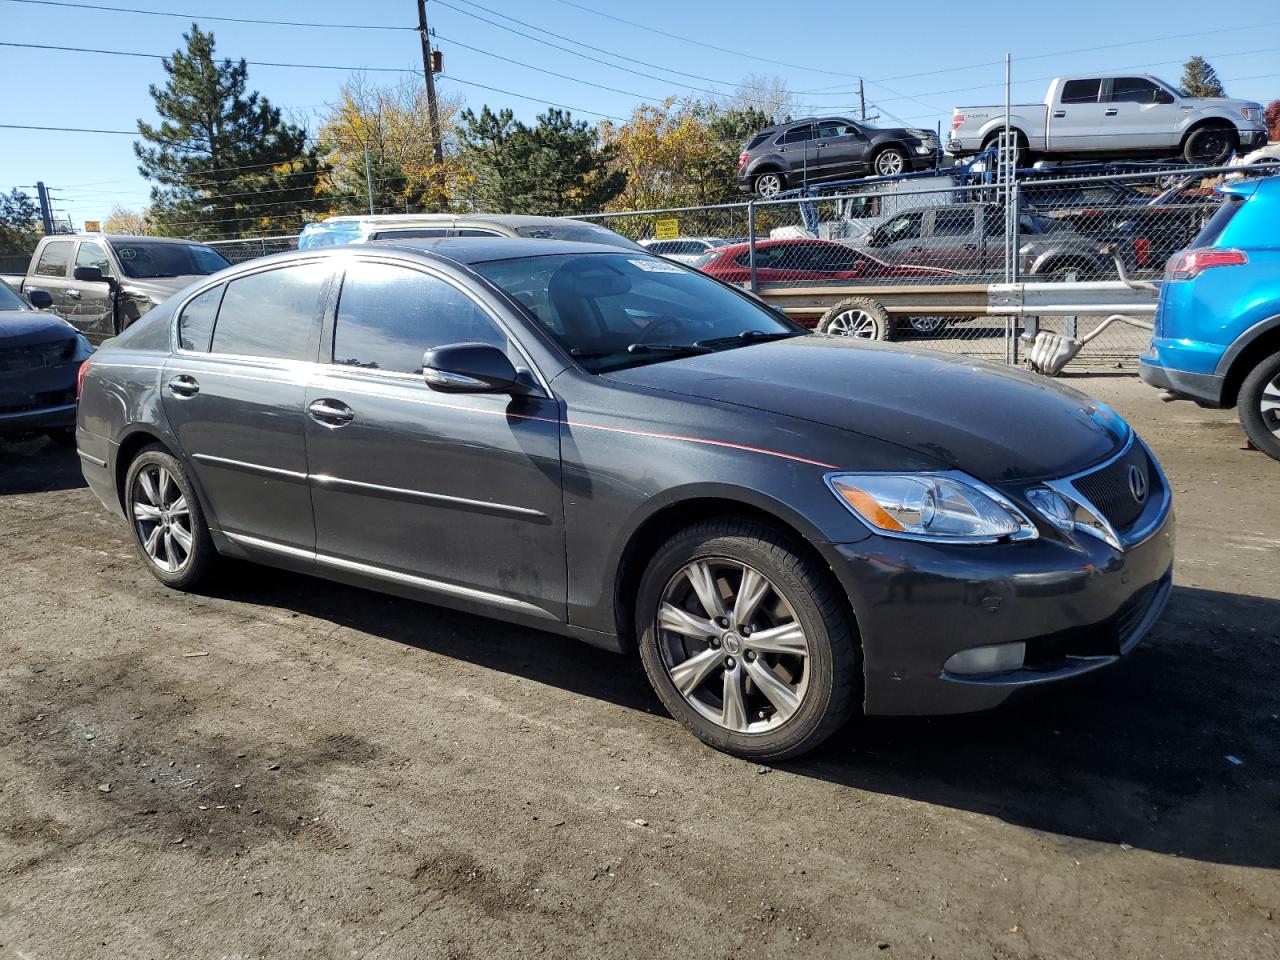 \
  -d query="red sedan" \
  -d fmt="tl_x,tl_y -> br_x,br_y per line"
694,237 -> 956,284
